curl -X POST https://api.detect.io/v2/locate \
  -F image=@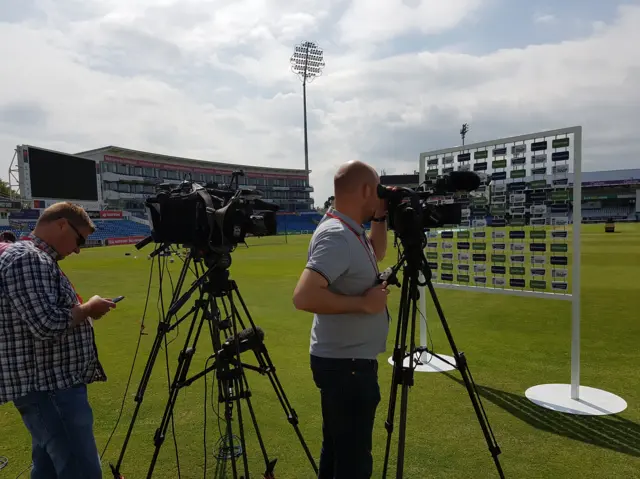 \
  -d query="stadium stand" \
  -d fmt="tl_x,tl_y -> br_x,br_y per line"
277,212 -> 322,235
0,219 -> 151,243
0,214 -> 326,245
